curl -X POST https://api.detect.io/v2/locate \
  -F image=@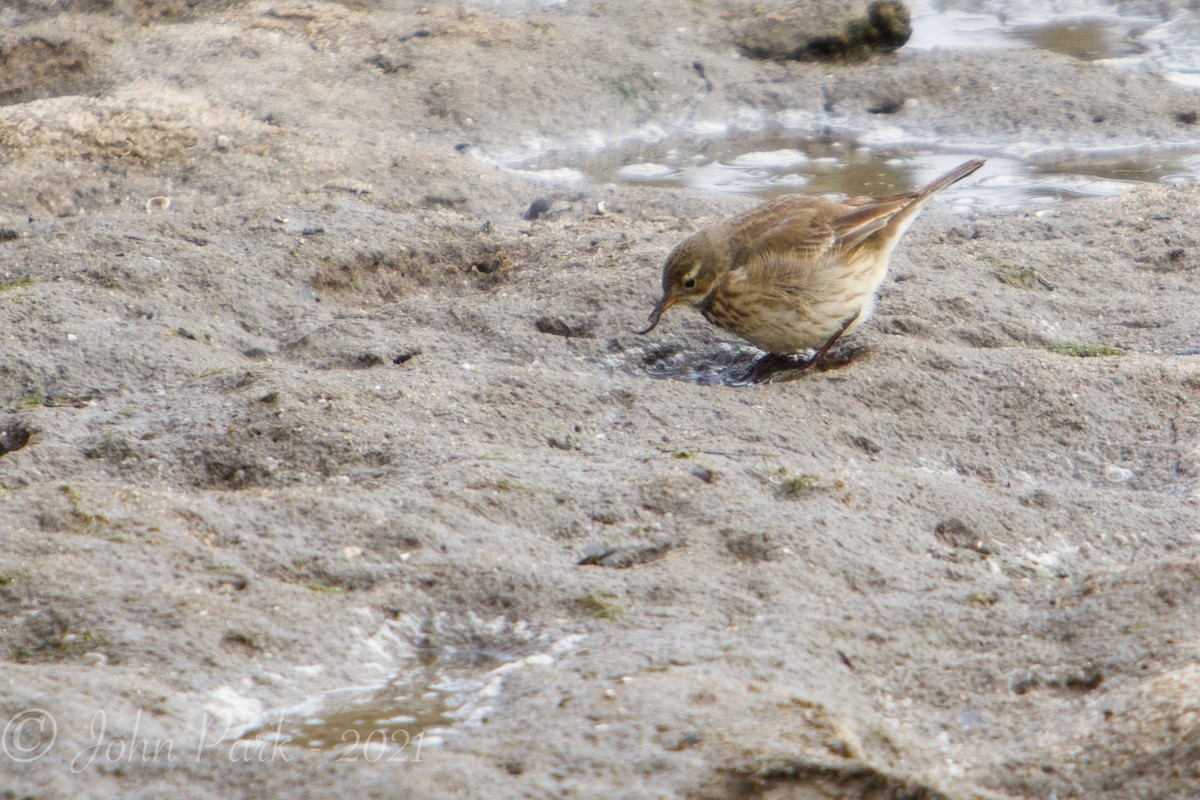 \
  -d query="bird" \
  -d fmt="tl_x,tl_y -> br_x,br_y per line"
638,158 -> 985,383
